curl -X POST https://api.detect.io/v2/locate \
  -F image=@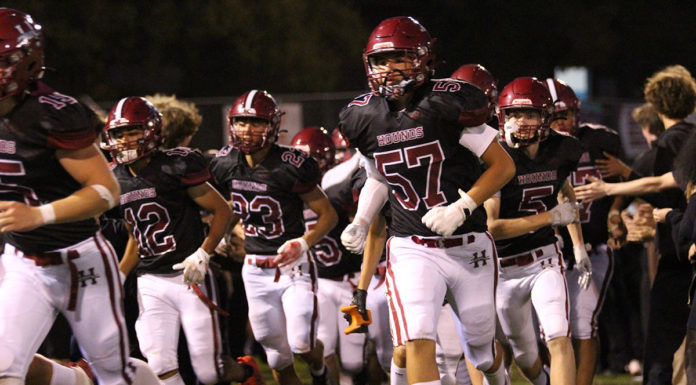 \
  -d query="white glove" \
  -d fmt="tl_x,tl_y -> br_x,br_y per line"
274,237 -> 309,273
421,189 -> 477,237
573,244 -> 592,290
172,248 -> 210,284
549,202 -> 579,227
341,220 -> 369,253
